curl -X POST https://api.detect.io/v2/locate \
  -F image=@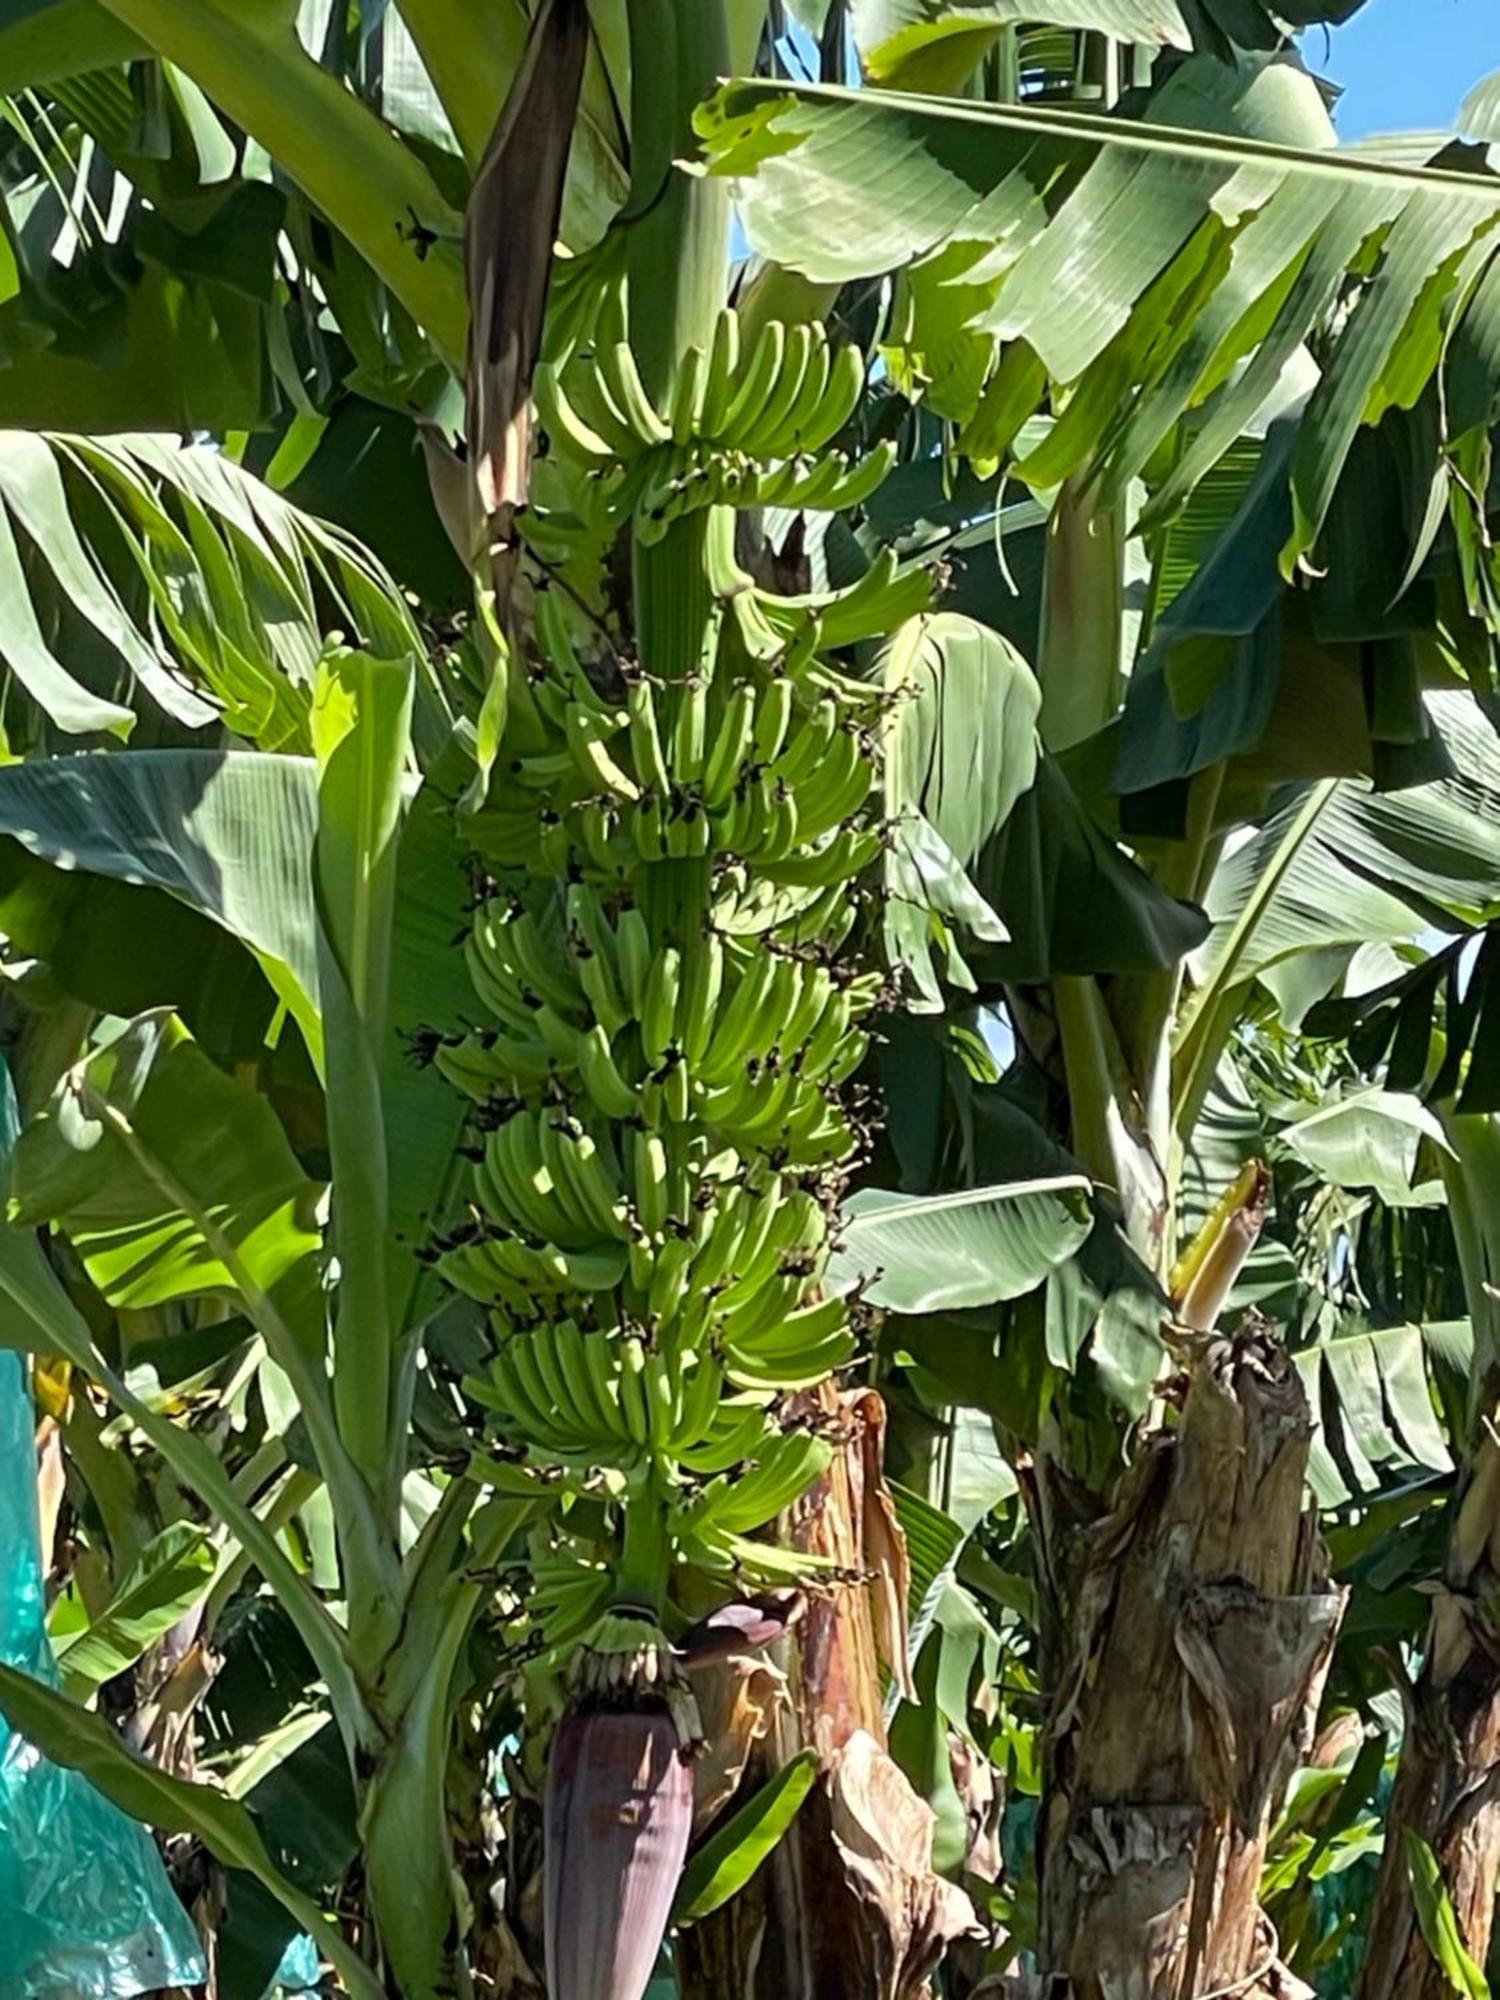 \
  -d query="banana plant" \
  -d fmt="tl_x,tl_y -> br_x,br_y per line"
5,5 -> 1500,1998
0,20 -> 1050,1998
0,652 -> 466,1998
697,23 -> 1500,1999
